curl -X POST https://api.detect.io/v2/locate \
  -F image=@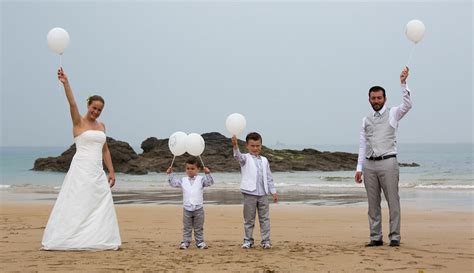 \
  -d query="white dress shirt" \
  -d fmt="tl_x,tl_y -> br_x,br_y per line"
356,84 -> 412,172
233,148 -> 277,195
